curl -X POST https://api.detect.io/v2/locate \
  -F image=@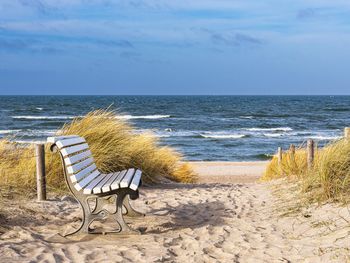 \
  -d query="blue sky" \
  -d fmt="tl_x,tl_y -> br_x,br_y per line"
0,0 -> 350,95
